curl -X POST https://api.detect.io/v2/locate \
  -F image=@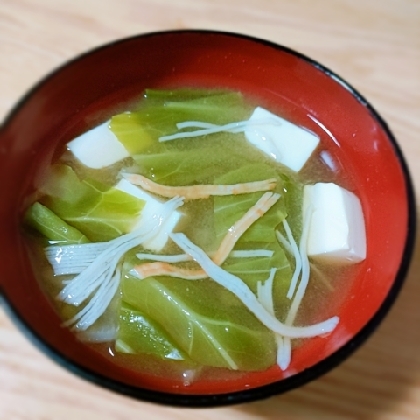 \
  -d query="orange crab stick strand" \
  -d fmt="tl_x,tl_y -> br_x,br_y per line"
132,262 -> 206,280
133,192 -> 280,279
123,173 -> 277,199
212,192 -> 280,265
